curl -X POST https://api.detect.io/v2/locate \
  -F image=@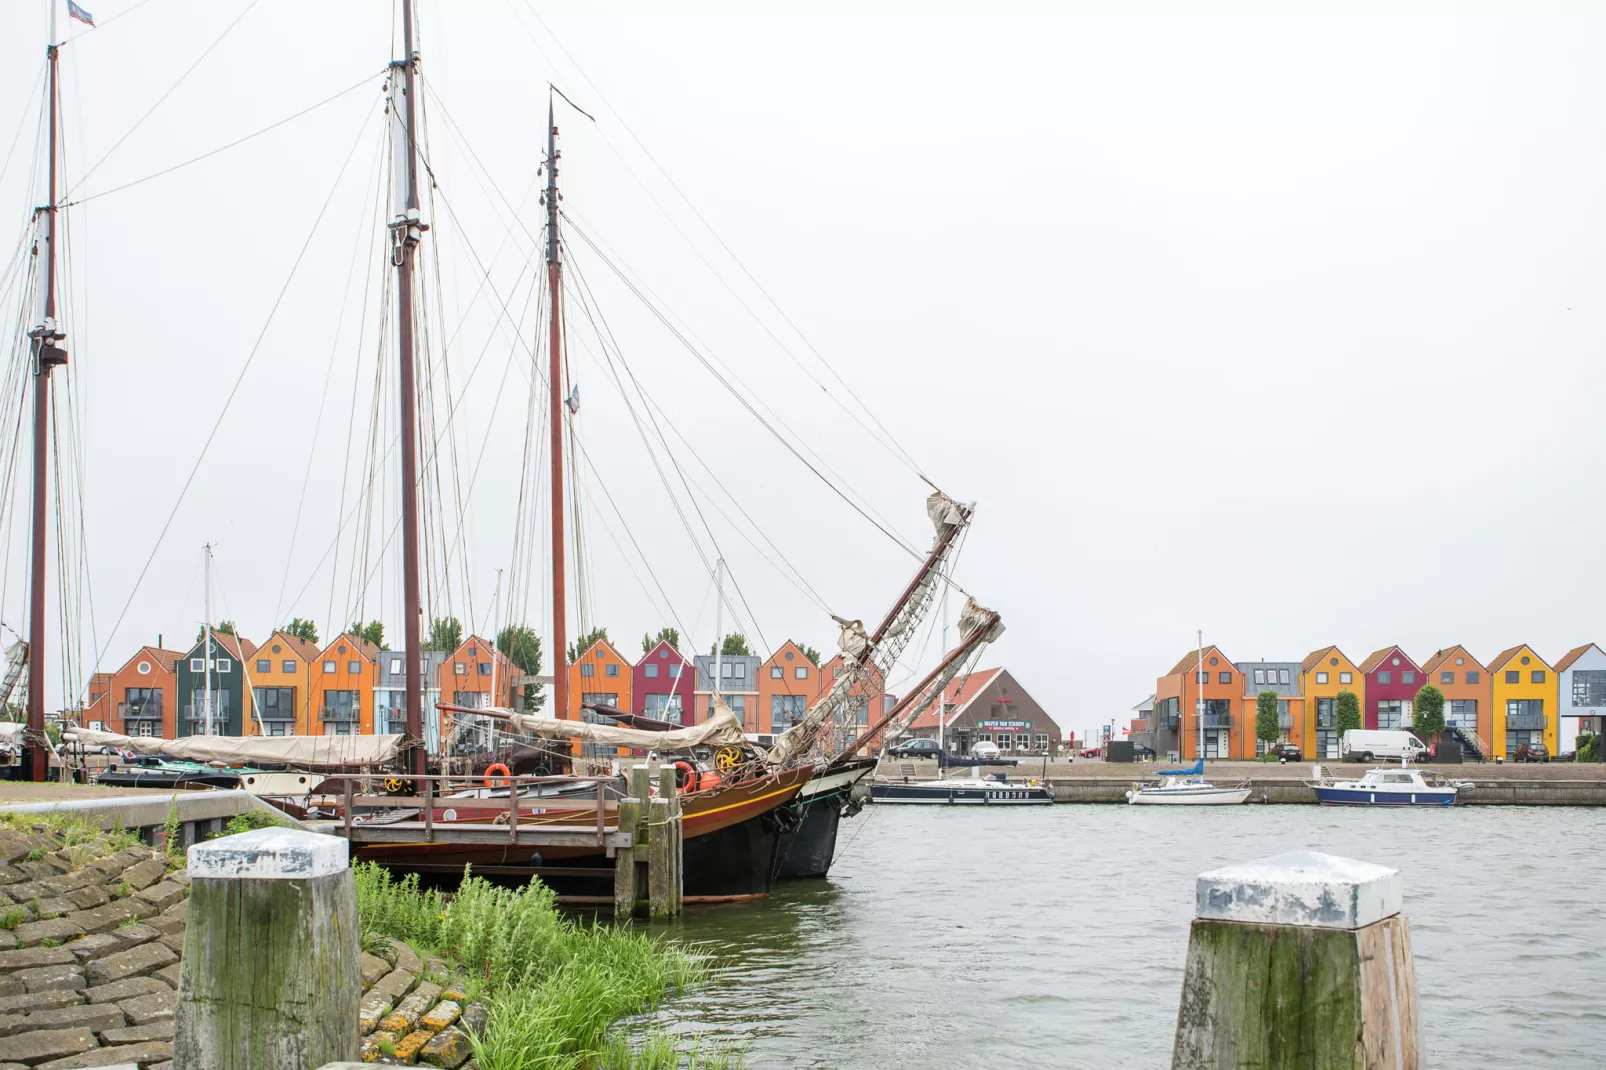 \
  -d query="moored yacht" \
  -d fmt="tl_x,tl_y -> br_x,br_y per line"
1125,760 -> 1251,806
1308,764 -> 1469,807
870,767 -> 1053,805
